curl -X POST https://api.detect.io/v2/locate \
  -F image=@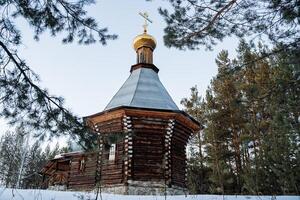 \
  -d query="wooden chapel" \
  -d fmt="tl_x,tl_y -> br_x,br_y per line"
41,23 -> 200,195
84,26 -> 200,194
